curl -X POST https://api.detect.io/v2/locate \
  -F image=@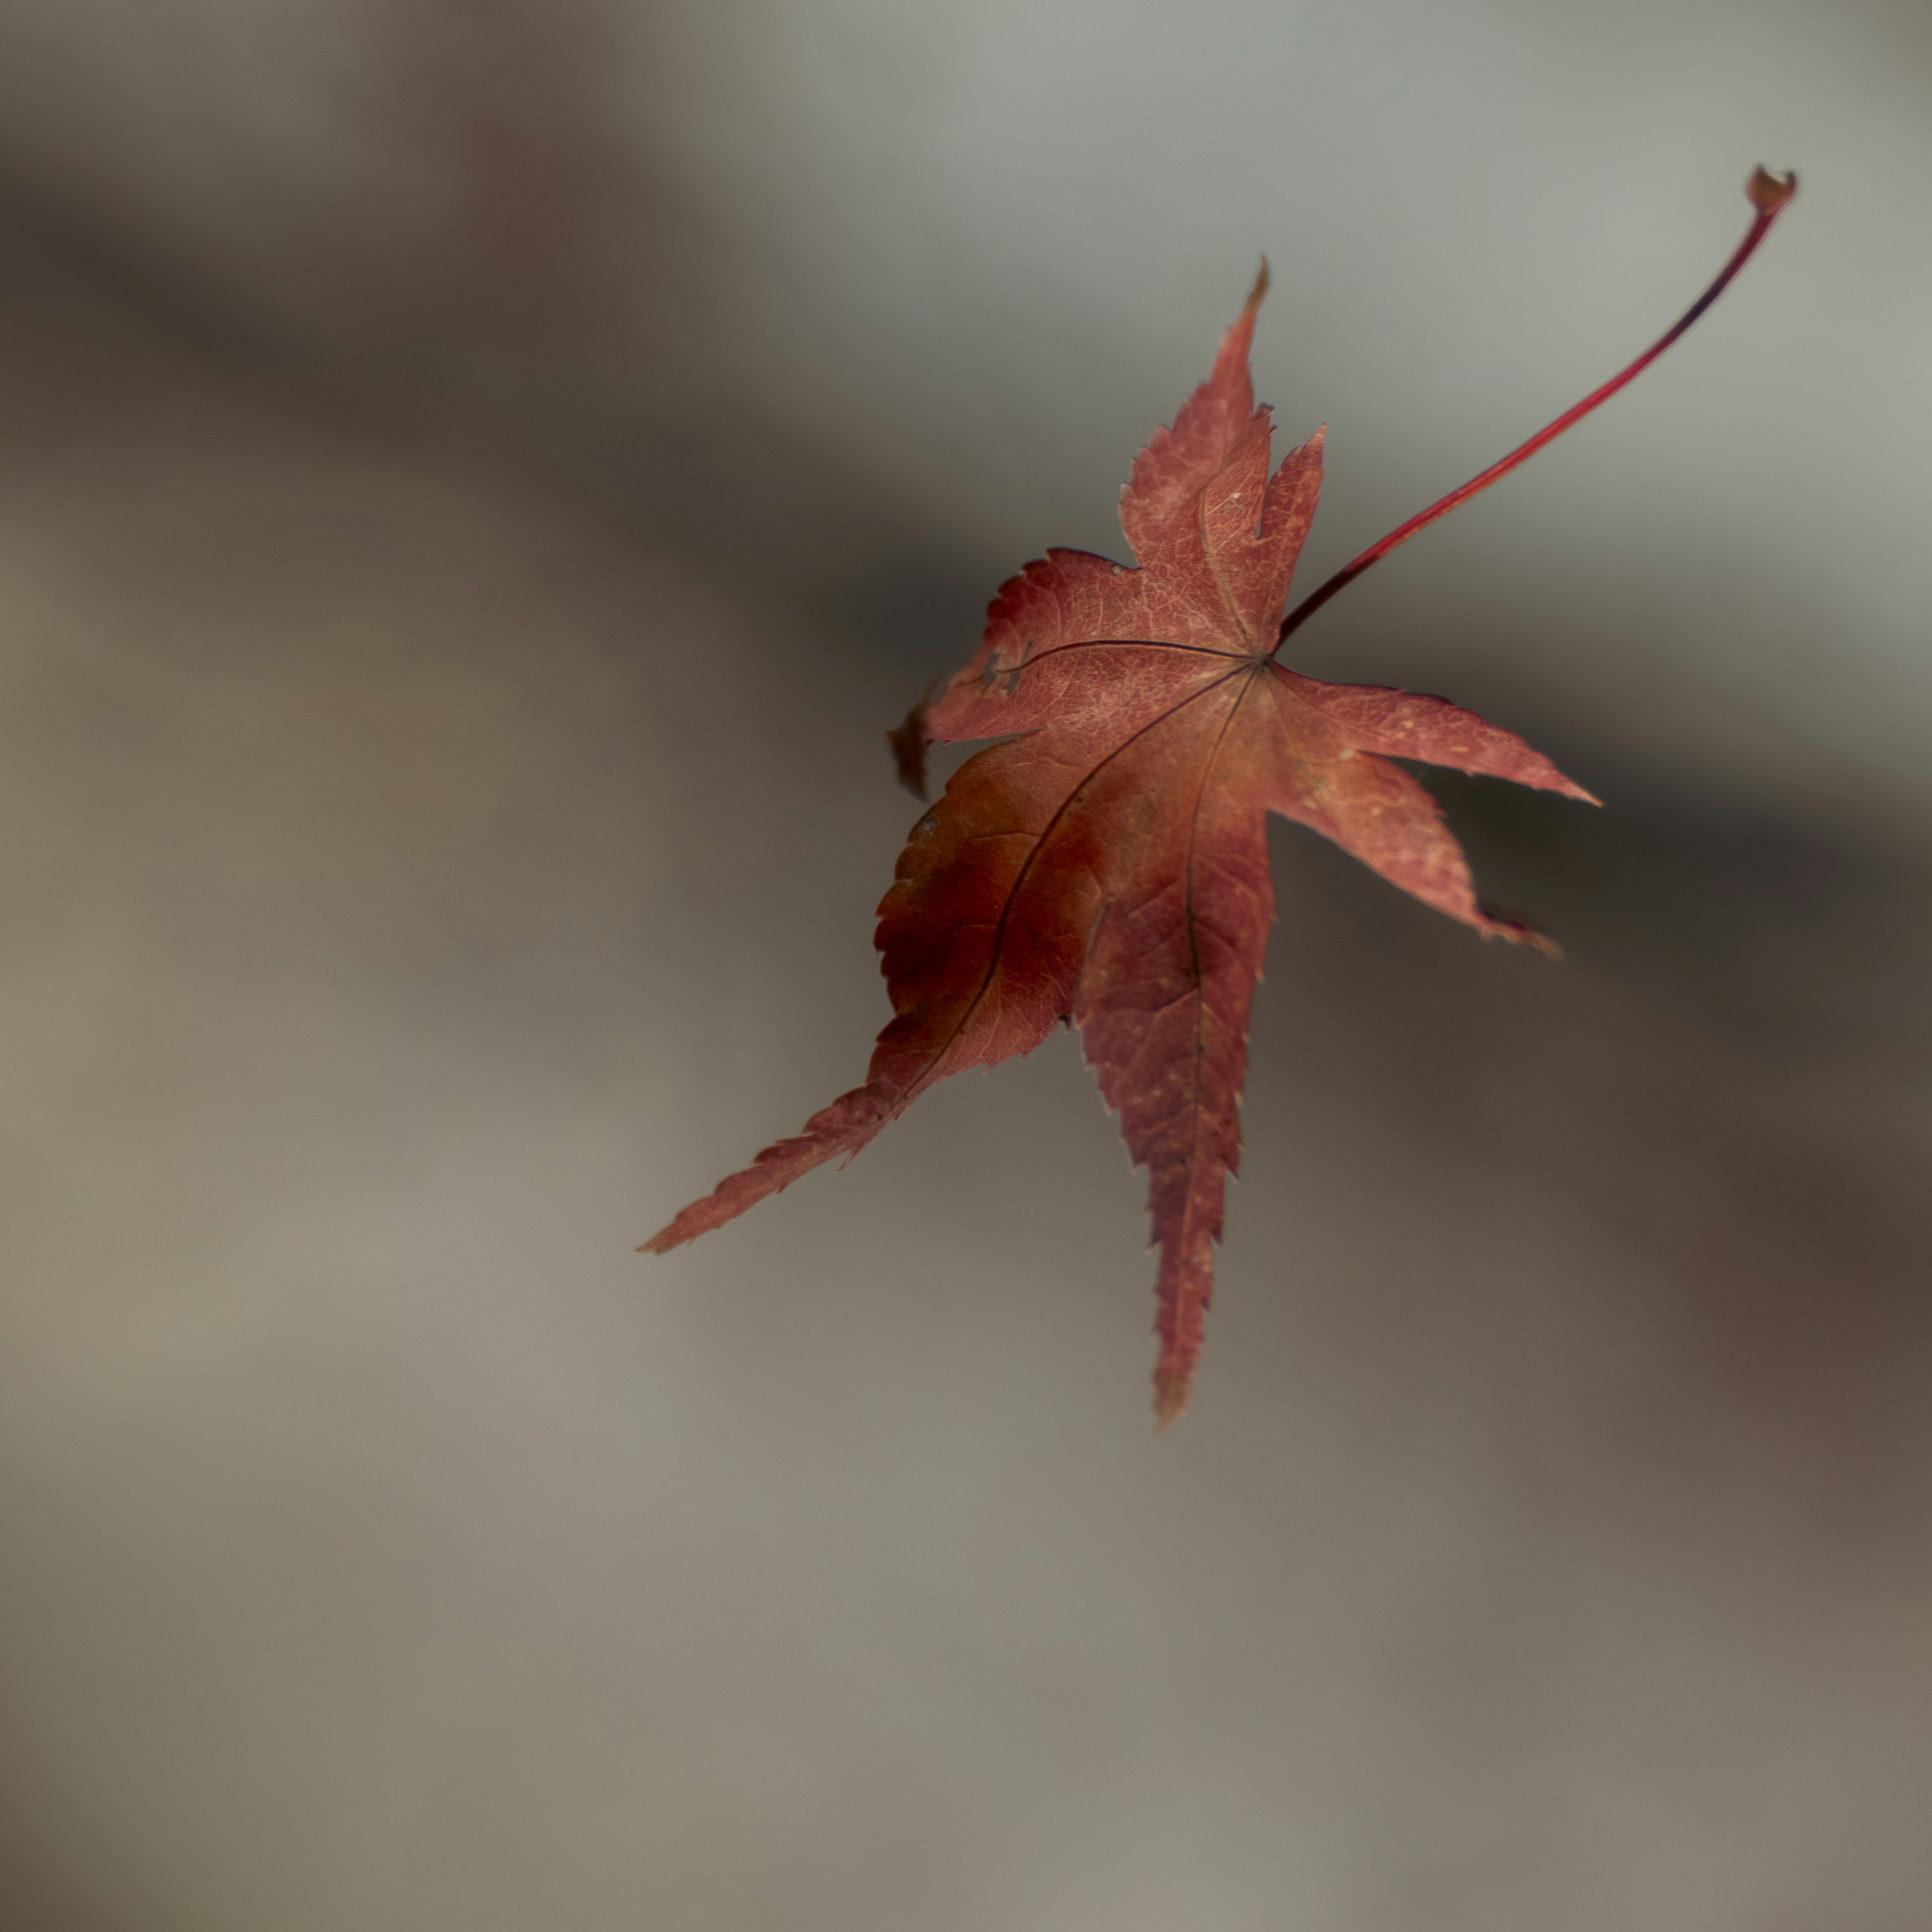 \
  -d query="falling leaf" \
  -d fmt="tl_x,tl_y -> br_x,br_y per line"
647,172 -> 1796,1427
